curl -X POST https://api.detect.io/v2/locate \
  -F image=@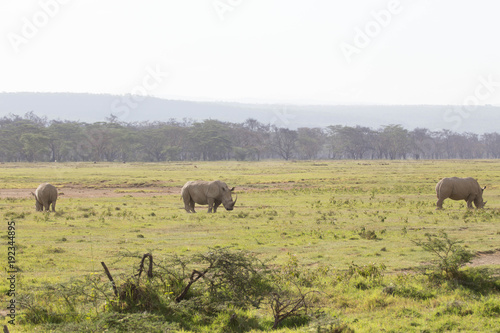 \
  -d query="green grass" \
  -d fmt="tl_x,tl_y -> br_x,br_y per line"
1,160 -> 499,332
